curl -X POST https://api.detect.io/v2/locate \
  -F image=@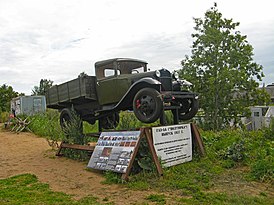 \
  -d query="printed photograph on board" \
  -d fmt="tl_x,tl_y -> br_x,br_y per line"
87,131 -> 141,173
